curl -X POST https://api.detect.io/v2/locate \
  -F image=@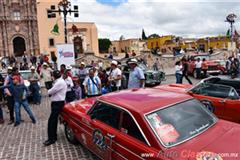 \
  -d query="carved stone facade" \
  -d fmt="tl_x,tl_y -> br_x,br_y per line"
0,0 -> 39,57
